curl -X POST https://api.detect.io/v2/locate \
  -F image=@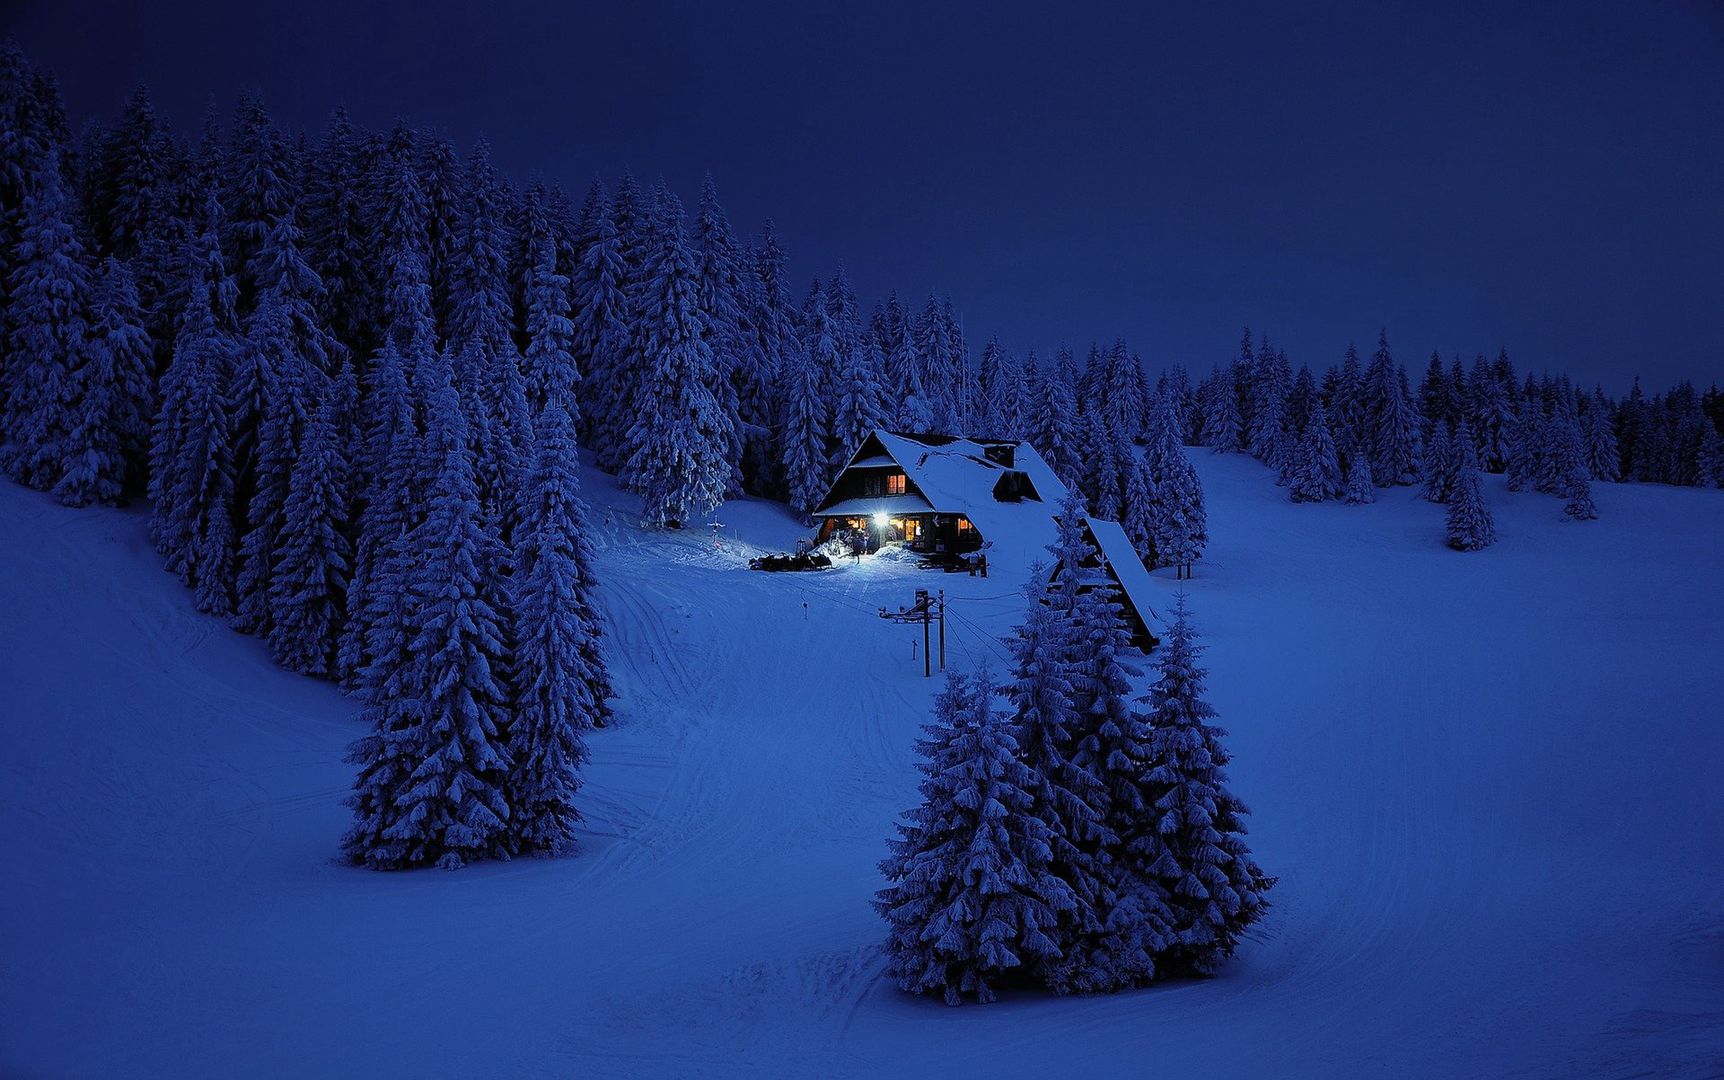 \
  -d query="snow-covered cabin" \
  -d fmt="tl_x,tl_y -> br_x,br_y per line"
812,431 -> 1069,569
1046,516 -> 1164,652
